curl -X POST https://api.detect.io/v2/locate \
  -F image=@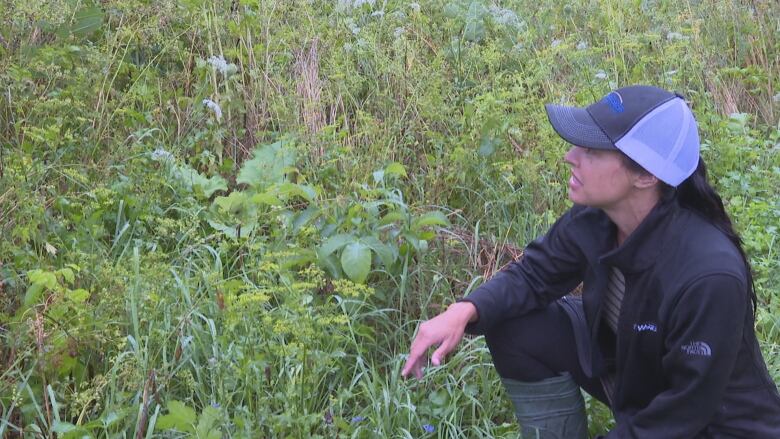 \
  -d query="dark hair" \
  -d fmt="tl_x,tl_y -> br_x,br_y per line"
622,155 -> 757,314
